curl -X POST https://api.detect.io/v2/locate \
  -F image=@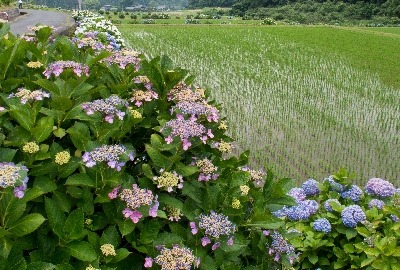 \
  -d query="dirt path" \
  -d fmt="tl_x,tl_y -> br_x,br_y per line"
9,9 -> 75,36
